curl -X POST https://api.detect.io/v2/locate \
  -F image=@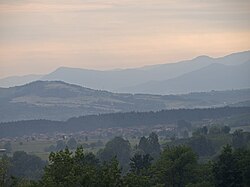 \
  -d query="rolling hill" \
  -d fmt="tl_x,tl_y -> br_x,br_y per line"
0,80 -> 250,122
